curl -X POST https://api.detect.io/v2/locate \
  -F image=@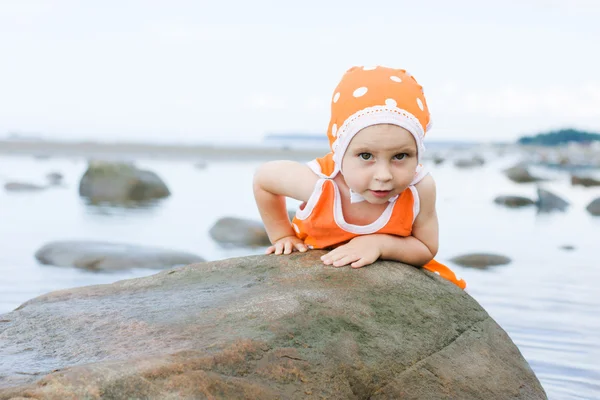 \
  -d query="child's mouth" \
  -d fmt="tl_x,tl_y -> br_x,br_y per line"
370,190 -> 392,198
